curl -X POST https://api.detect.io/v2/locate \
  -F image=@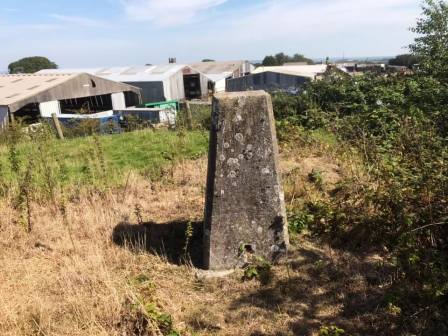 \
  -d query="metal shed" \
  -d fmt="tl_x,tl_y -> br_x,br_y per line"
188,60 -> 254,93
0,73 -> 141,127
226,72 -> 312,93
39,64 -> 188,103
189,60 -> 253,78
182,66 -> 210,99
226,65 -> 330,93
